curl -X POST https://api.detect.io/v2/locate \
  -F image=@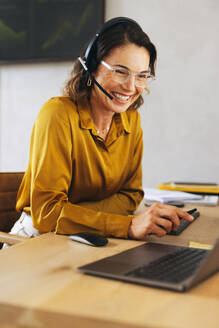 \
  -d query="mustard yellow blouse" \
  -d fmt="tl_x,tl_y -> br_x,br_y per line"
16,97 -> 144,238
